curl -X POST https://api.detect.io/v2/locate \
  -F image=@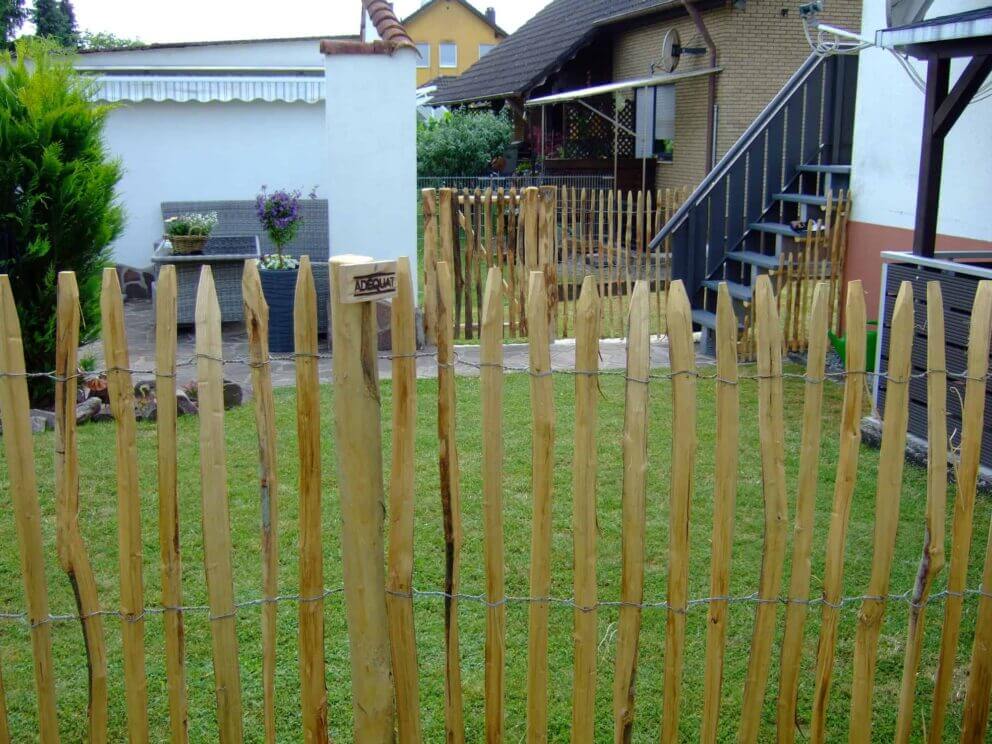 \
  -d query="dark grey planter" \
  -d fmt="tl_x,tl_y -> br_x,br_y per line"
259,268 -> 298,353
